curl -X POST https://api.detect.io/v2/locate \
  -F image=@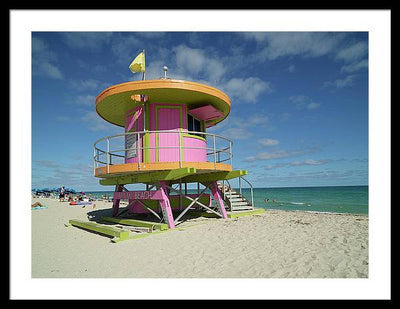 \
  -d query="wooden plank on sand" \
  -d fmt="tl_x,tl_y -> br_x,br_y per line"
69,219 -> 130,242
101,216 -> 169,231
